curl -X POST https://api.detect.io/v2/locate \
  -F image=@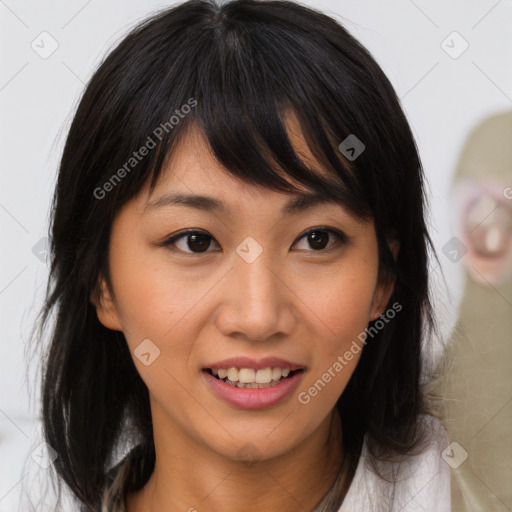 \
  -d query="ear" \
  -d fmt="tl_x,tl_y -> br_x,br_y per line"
90,275 -> 123,331
369,239 -> 399,321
